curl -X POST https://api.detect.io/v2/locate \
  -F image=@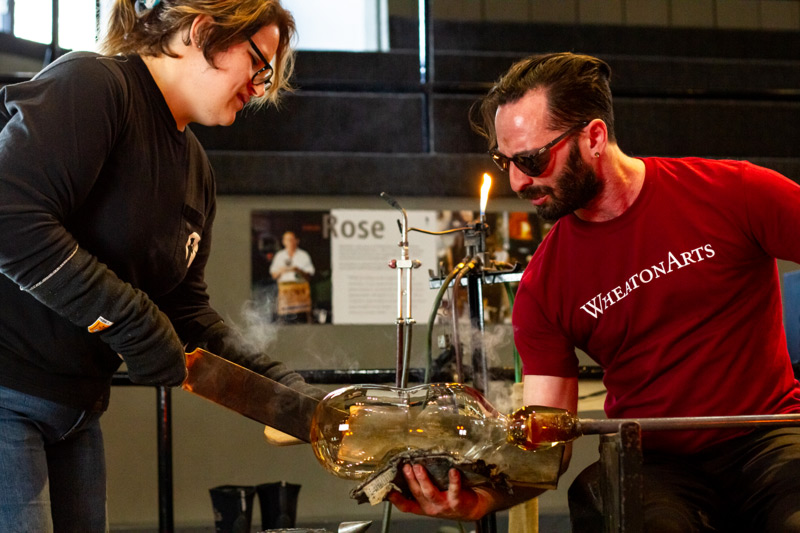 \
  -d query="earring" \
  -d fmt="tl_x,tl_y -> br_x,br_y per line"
594,152 -> 600,158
